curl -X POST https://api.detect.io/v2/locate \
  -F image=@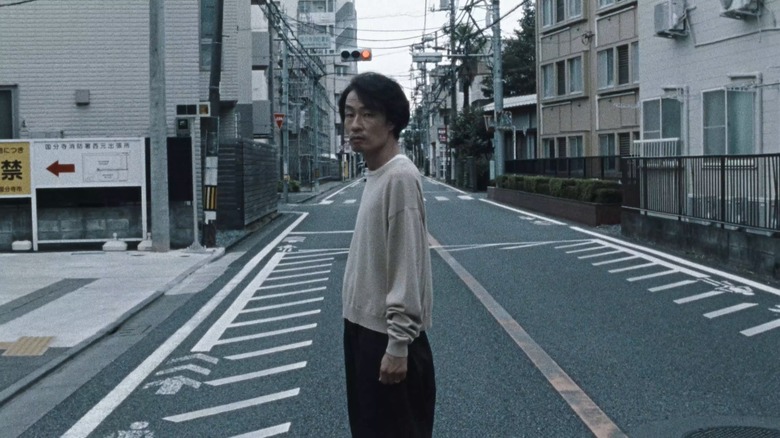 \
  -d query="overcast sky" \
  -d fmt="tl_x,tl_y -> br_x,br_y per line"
354,0 -> 527,99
